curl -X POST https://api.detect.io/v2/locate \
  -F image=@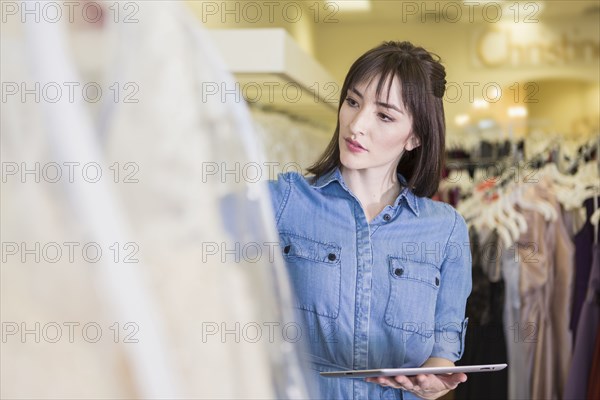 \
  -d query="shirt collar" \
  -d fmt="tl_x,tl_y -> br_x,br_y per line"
312,166 -> 420,217
312,167 -> 341,189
